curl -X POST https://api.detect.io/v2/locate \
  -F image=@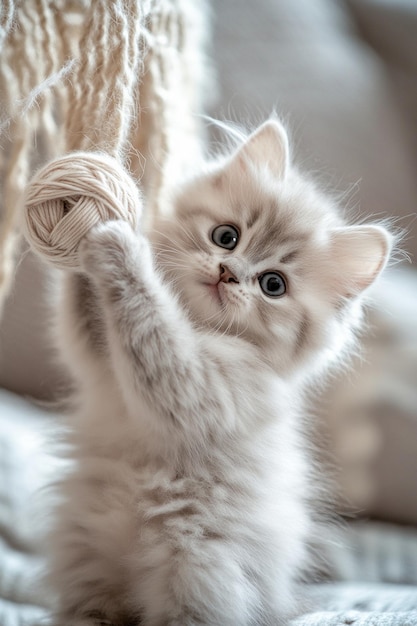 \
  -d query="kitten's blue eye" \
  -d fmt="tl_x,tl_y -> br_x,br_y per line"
259,272 -> 286,297
211,224 -> 239,250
